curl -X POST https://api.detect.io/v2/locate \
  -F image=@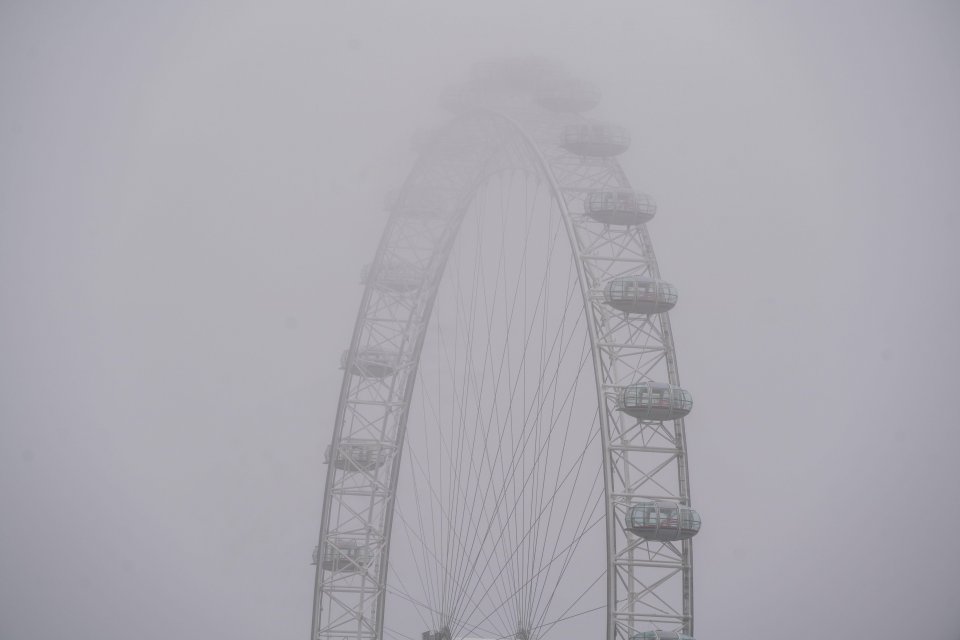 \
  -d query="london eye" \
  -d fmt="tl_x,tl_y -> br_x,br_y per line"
311,57 -> 700,640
